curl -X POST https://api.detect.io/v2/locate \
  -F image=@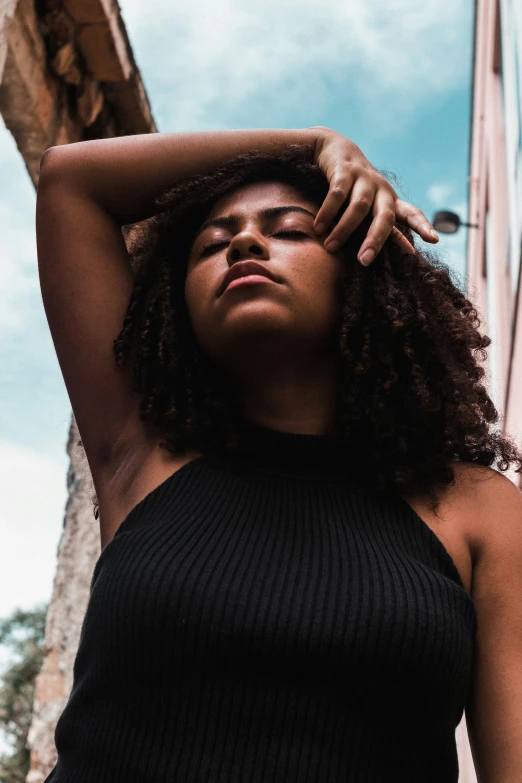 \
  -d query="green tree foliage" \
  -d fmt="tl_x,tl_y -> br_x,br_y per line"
0,605 -> 48,783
